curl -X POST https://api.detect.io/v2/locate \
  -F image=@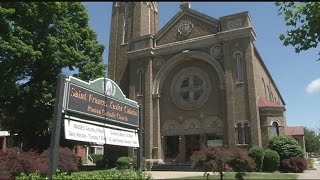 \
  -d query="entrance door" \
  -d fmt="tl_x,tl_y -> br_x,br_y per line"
185,134 -> 200,161
165,136 -> 180,162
